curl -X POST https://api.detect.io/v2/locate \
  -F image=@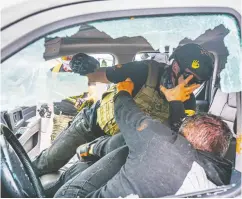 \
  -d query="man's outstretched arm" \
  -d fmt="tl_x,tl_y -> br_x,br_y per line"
114,76 -> 199,151
87,67 -> 110,83
87,61 -> 148,85
114,89 -> 176,153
